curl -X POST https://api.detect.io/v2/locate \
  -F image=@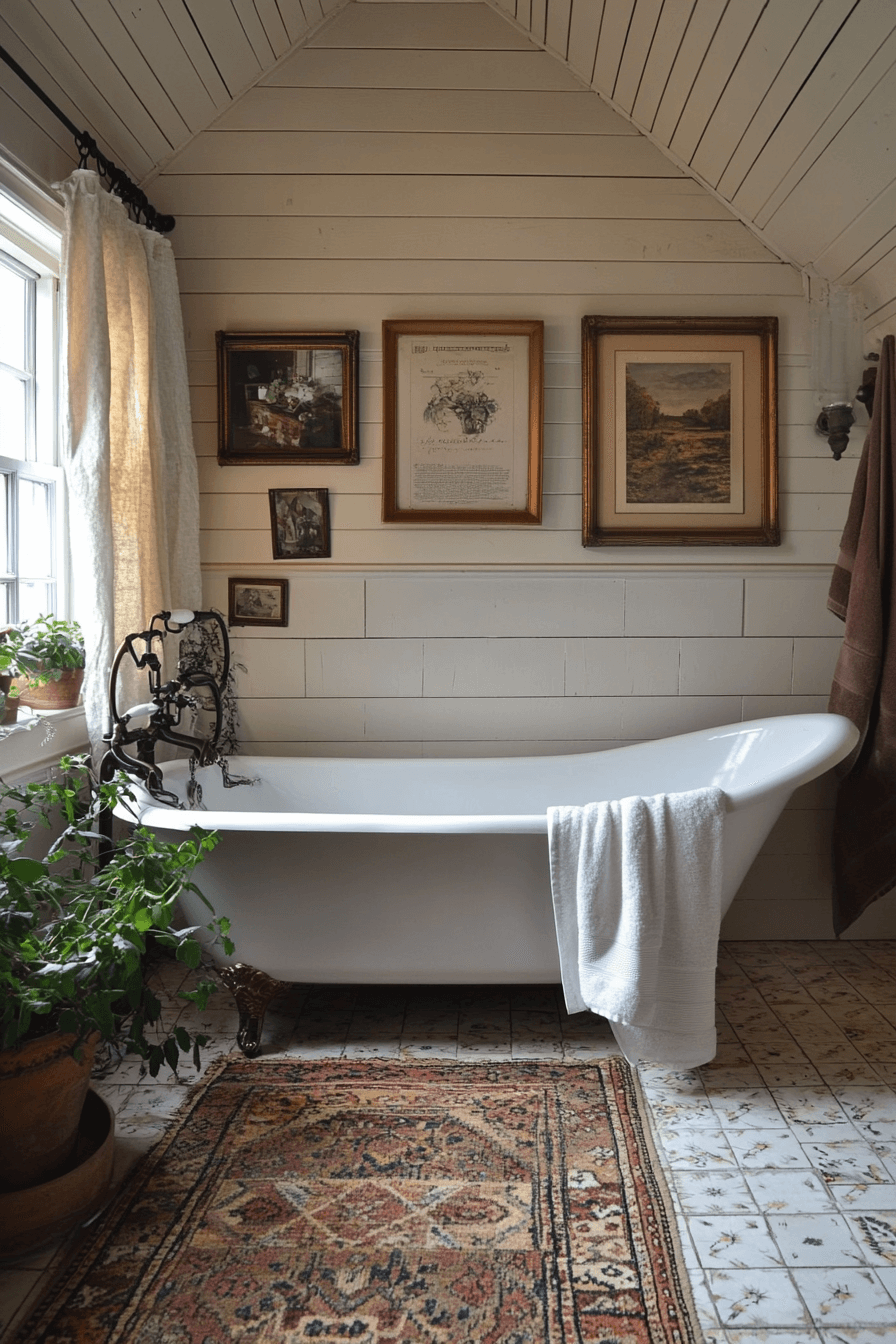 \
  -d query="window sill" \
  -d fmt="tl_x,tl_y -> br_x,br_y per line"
0,706 -> 89,781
